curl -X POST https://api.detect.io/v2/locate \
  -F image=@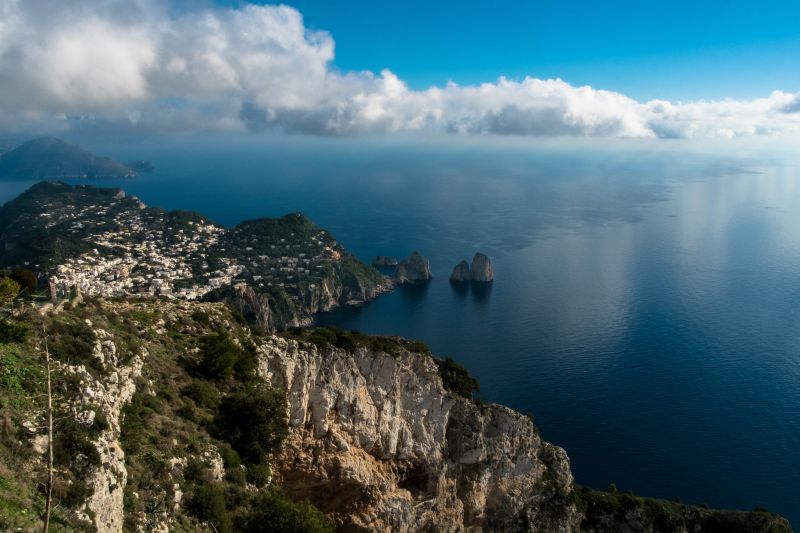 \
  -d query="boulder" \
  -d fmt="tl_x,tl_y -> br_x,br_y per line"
395,251 -> 432,284
449,260 -> 470,283
469,253 -> 493,282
